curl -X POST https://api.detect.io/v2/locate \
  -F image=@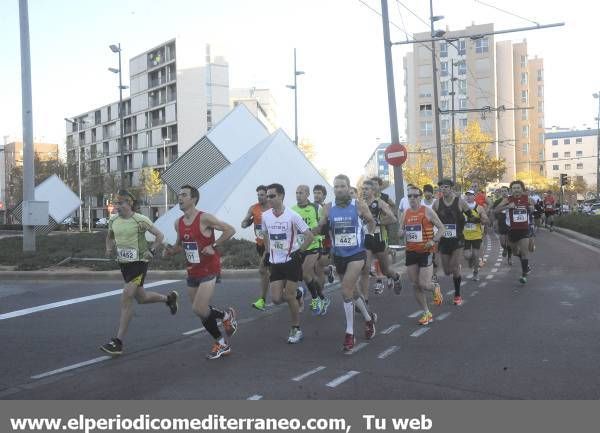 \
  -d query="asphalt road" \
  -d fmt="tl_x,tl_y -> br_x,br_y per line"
1,229 -> 599,399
